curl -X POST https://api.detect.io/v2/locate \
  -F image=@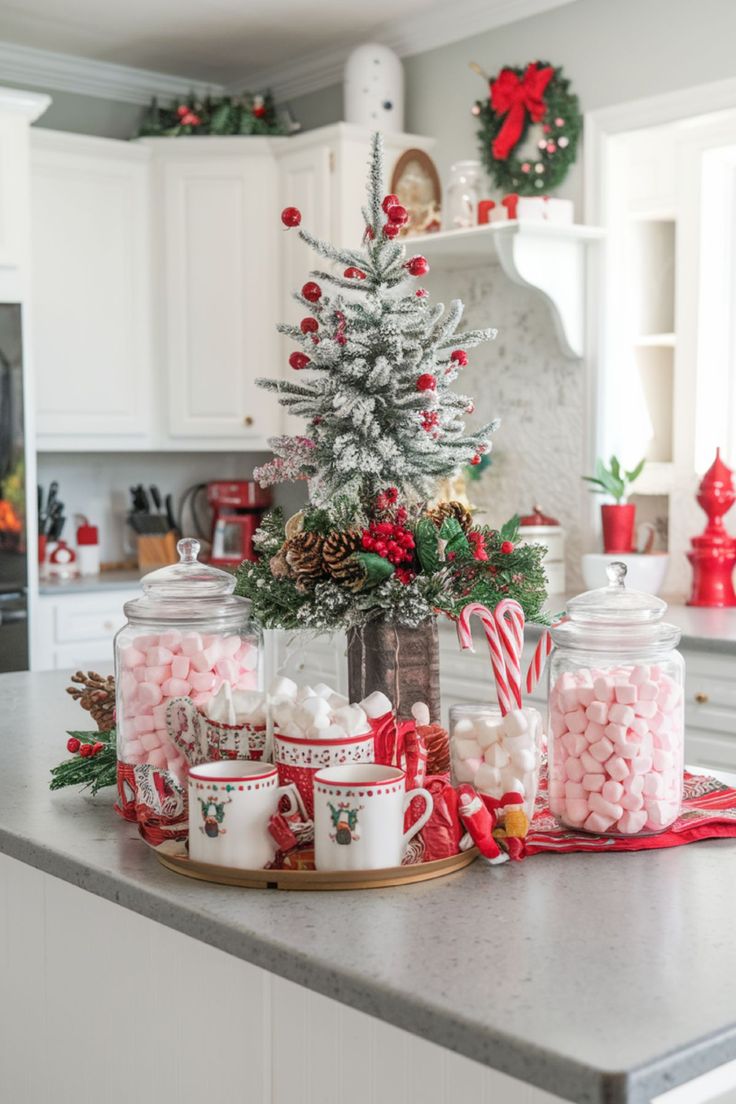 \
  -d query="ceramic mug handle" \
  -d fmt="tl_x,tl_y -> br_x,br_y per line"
277,783 -> 302,819
402,788 -> 434,850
